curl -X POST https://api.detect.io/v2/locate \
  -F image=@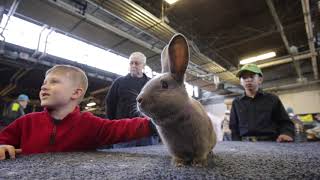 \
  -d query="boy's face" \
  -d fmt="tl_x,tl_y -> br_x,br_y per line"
240,71 -> 263,92
39,71 -> 81,108
19,100 -> 28,109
